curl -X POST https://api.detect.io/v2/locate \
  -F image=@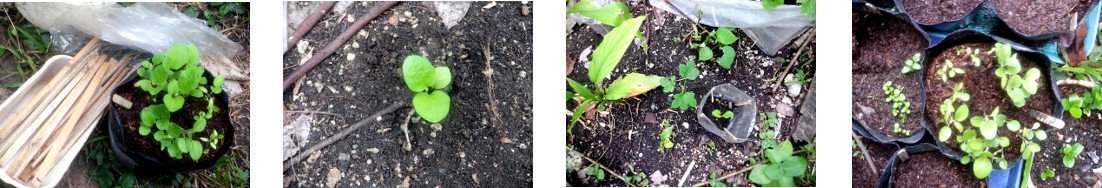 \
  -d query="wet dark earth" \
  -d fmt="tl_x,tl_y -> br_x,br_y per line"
283,1 -> 532,187
565,2 -> 816,187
